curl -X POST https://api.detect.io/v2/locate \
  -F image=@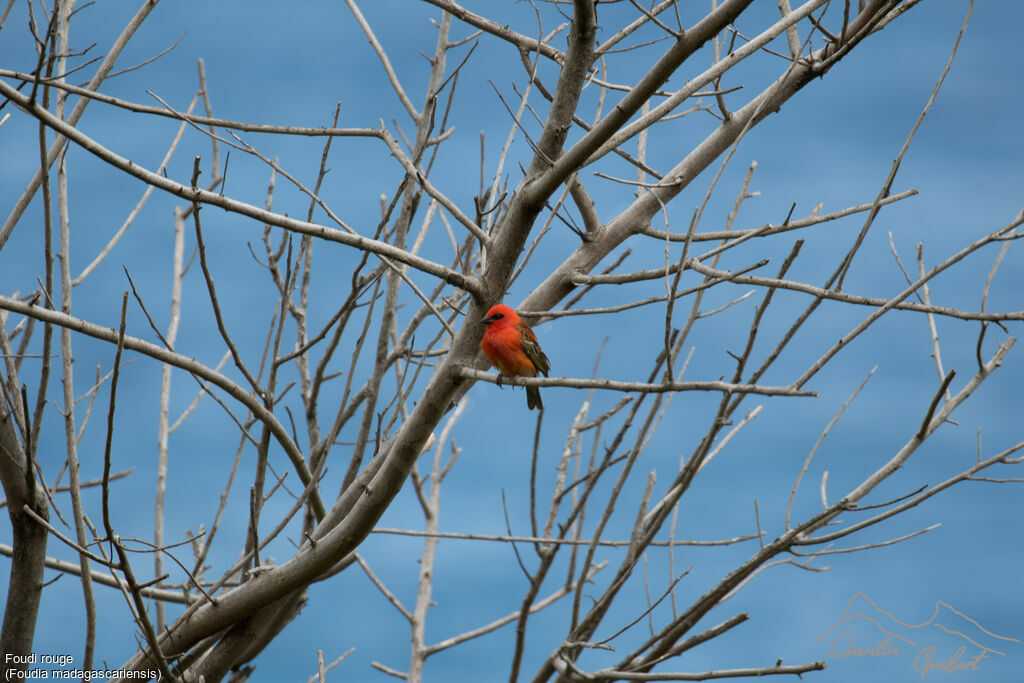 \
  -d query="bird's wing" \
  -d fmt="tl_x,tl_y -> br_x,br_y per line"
518,323 -> 550,377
